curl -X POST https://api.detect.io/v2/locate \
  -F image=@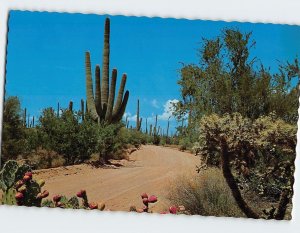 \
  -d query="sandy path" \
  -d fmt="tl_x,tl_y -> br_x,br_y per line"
34,145 -> 199,212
